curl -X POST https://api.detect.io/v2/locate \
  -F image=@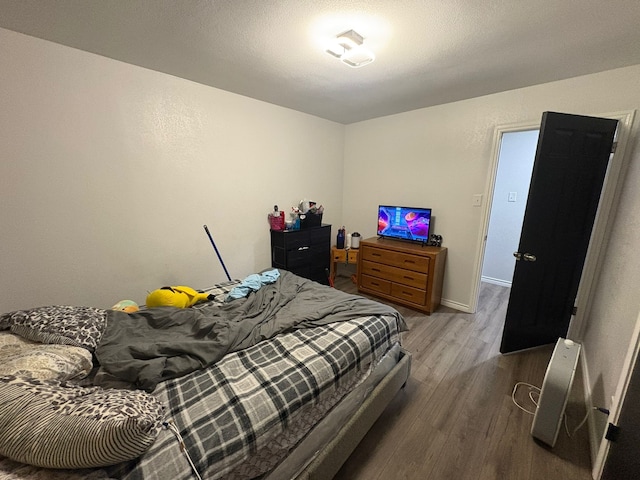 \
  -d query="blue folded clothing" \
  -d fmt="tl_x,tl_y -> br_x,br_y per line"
225,269 -> 280,301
